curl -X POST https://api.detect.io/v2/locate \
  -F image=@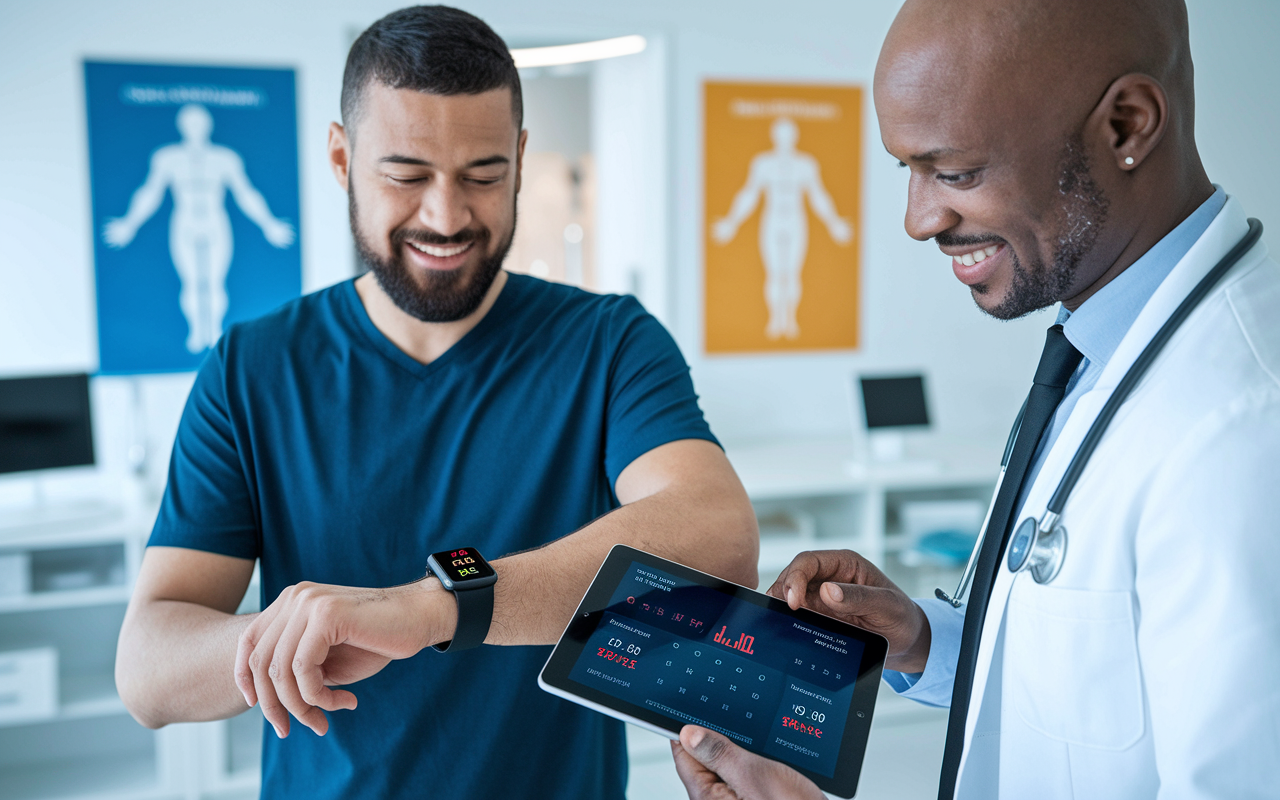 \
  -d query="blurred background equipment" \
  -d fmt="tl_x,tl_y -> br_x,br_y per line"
897,499 -> 985,569
0,375 -> 94,477
857,374 -> 931,463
